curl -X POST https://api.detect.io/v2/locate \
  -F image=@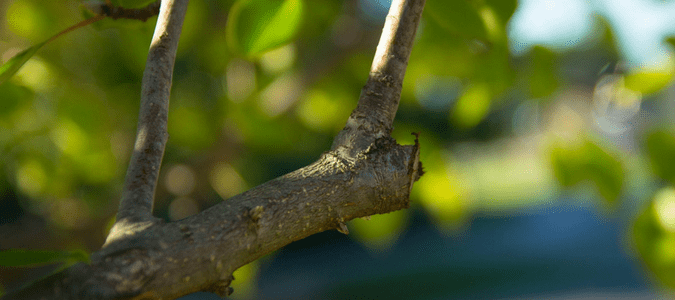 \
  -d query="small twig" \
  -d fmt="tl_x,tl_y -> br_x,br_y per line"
84,0 -> 161,22
108,0 -> 189,242
47,15 -> 105,44
332,0 -> 426,152
360,0 -> 426,128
